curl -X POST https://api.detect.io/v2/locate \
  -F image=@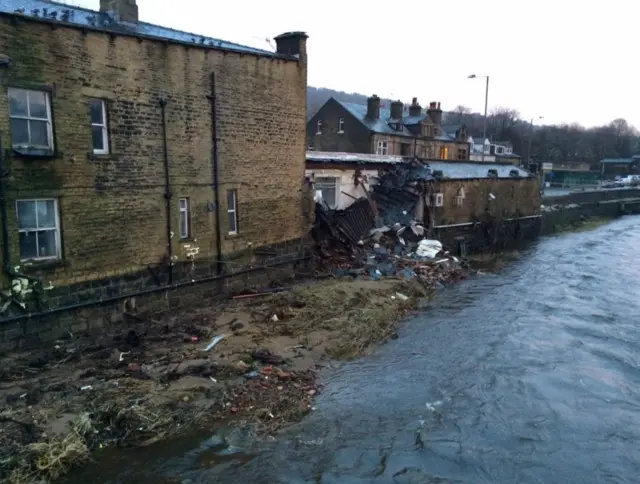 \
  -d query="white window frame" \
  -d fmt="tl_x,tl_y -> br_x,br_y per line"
316,120 -> 323,135
16,198 -> 61,261
376,140 -> 388,155
455,187 -> 466,207
90,99 -> 109,155
314,176 -> 340,209
427,193 -> 444,207
227,189 -> 238,235
338,117 -> 345,133
8,88 -> 54,151
179,197 -> 191,239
